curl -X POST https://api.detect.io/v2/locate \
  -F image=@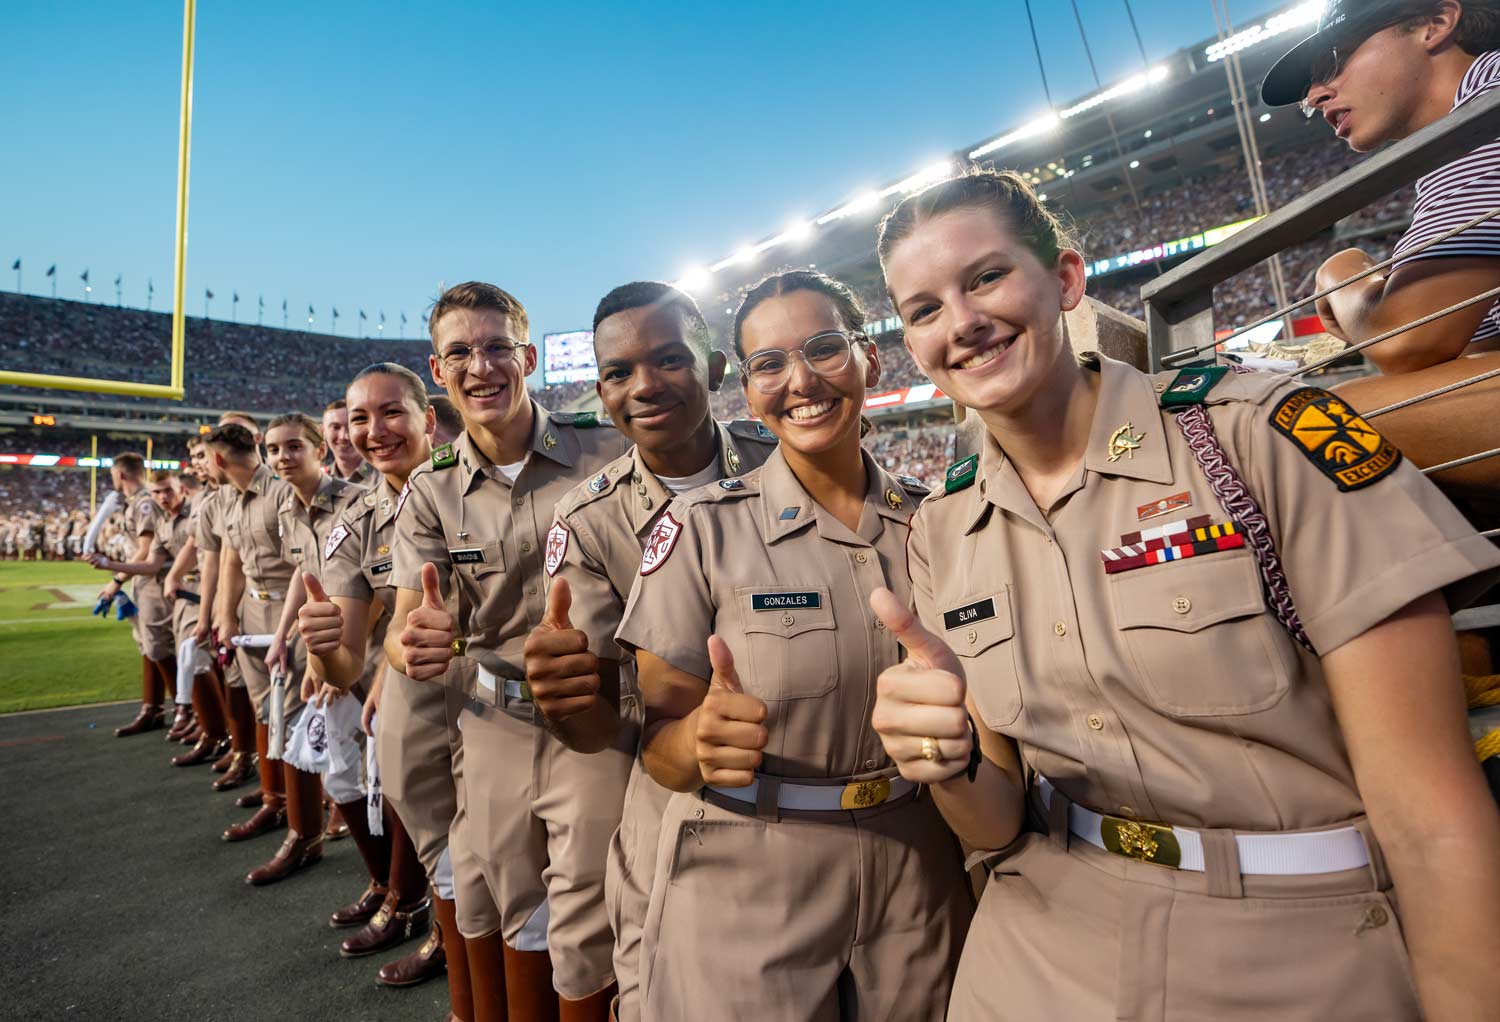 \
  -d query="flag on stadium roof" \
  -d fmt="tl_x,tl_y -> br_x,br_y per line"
205,288 -> 214,299
45,265 -> 55,277
9,259 -> 17,271
359,309 -> 366,320
80,268 -> 89,283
